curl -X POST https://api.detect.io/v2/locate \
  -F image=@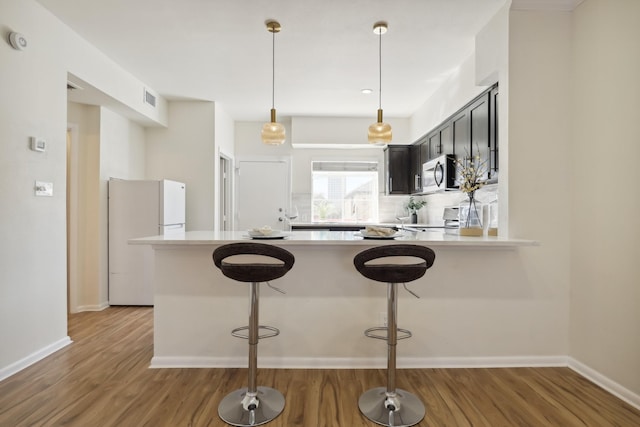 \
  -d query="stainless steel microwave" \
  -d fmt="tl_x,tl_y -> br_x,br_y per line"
422,154 -> 457,193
